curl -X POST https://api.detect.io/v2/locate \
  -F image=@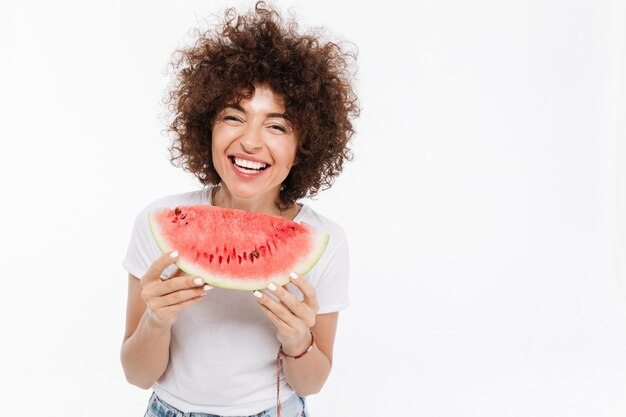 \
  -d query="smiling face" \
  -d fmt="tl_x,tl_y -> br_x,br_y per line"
211,84 -> 299,211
